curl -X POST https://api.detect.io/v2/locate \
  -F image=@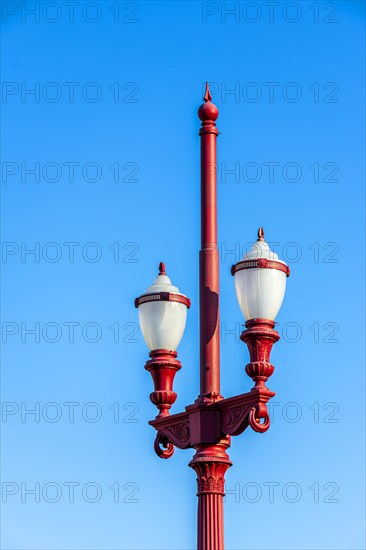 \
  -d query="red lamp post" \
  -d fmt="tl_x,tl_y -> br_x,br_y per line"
135,84 -> 290,550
